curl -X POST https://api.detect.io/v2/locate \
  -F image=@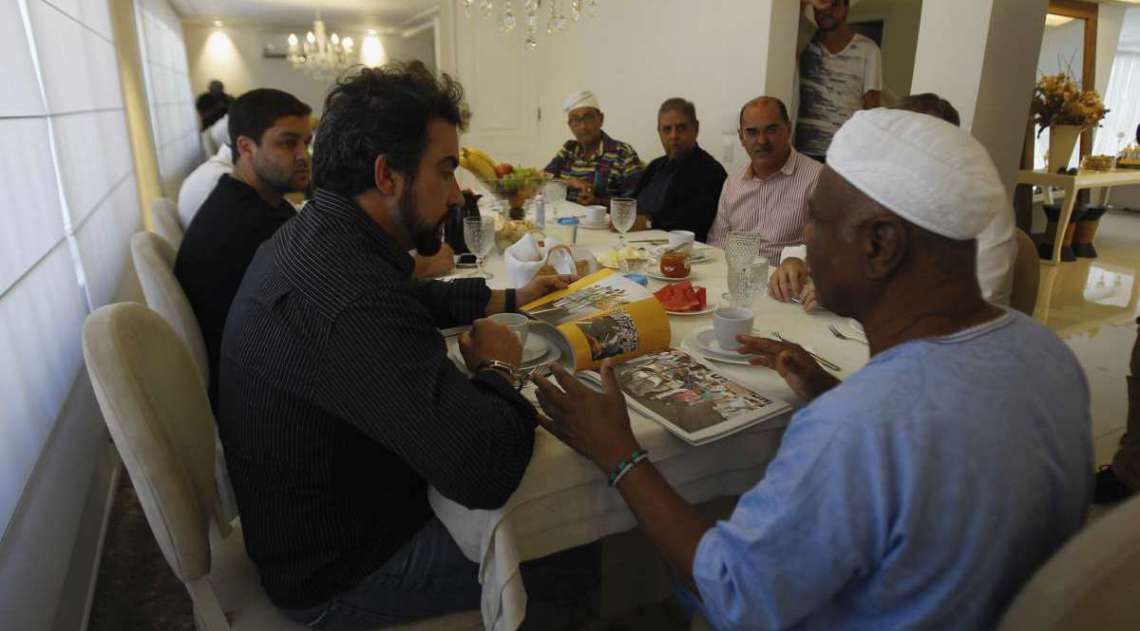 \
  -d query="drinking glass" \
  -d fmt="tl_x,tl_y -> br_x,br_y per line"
610,197 -> 637,248
463,216 -> 496,280
724,232 -> 761,308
